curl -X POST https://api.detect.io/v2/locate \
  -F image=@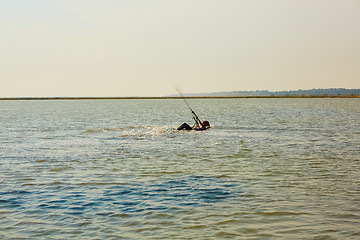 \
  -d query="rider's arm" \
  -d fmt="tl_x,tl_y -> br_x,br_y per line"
192,111 -> 203,127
